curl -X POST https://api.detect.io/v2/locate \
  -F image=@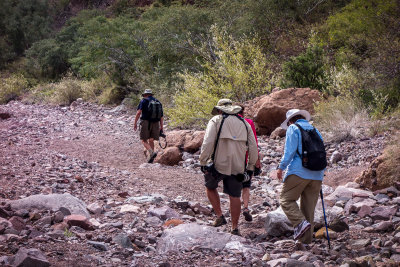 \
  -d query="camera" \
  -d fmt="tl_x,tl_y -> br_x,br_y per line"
159,130 -> 166,138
